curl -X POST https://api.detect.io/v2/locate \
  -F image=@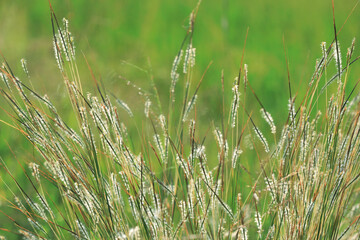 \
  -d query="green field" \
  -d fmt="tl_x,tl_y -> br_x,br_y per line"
1,0 -> 360,239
